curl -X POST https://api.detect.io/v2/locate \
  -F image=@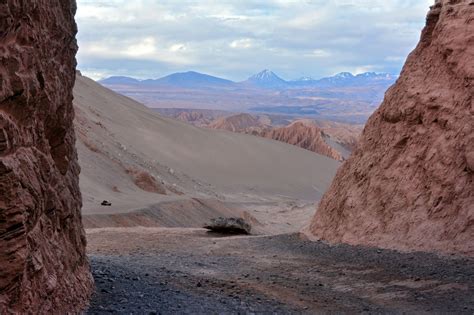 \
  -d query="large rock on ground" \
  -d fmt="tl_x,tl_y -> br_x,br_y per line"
309,0 -> 474,256
204,217 -> 252,234
0,0 -> 93,312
